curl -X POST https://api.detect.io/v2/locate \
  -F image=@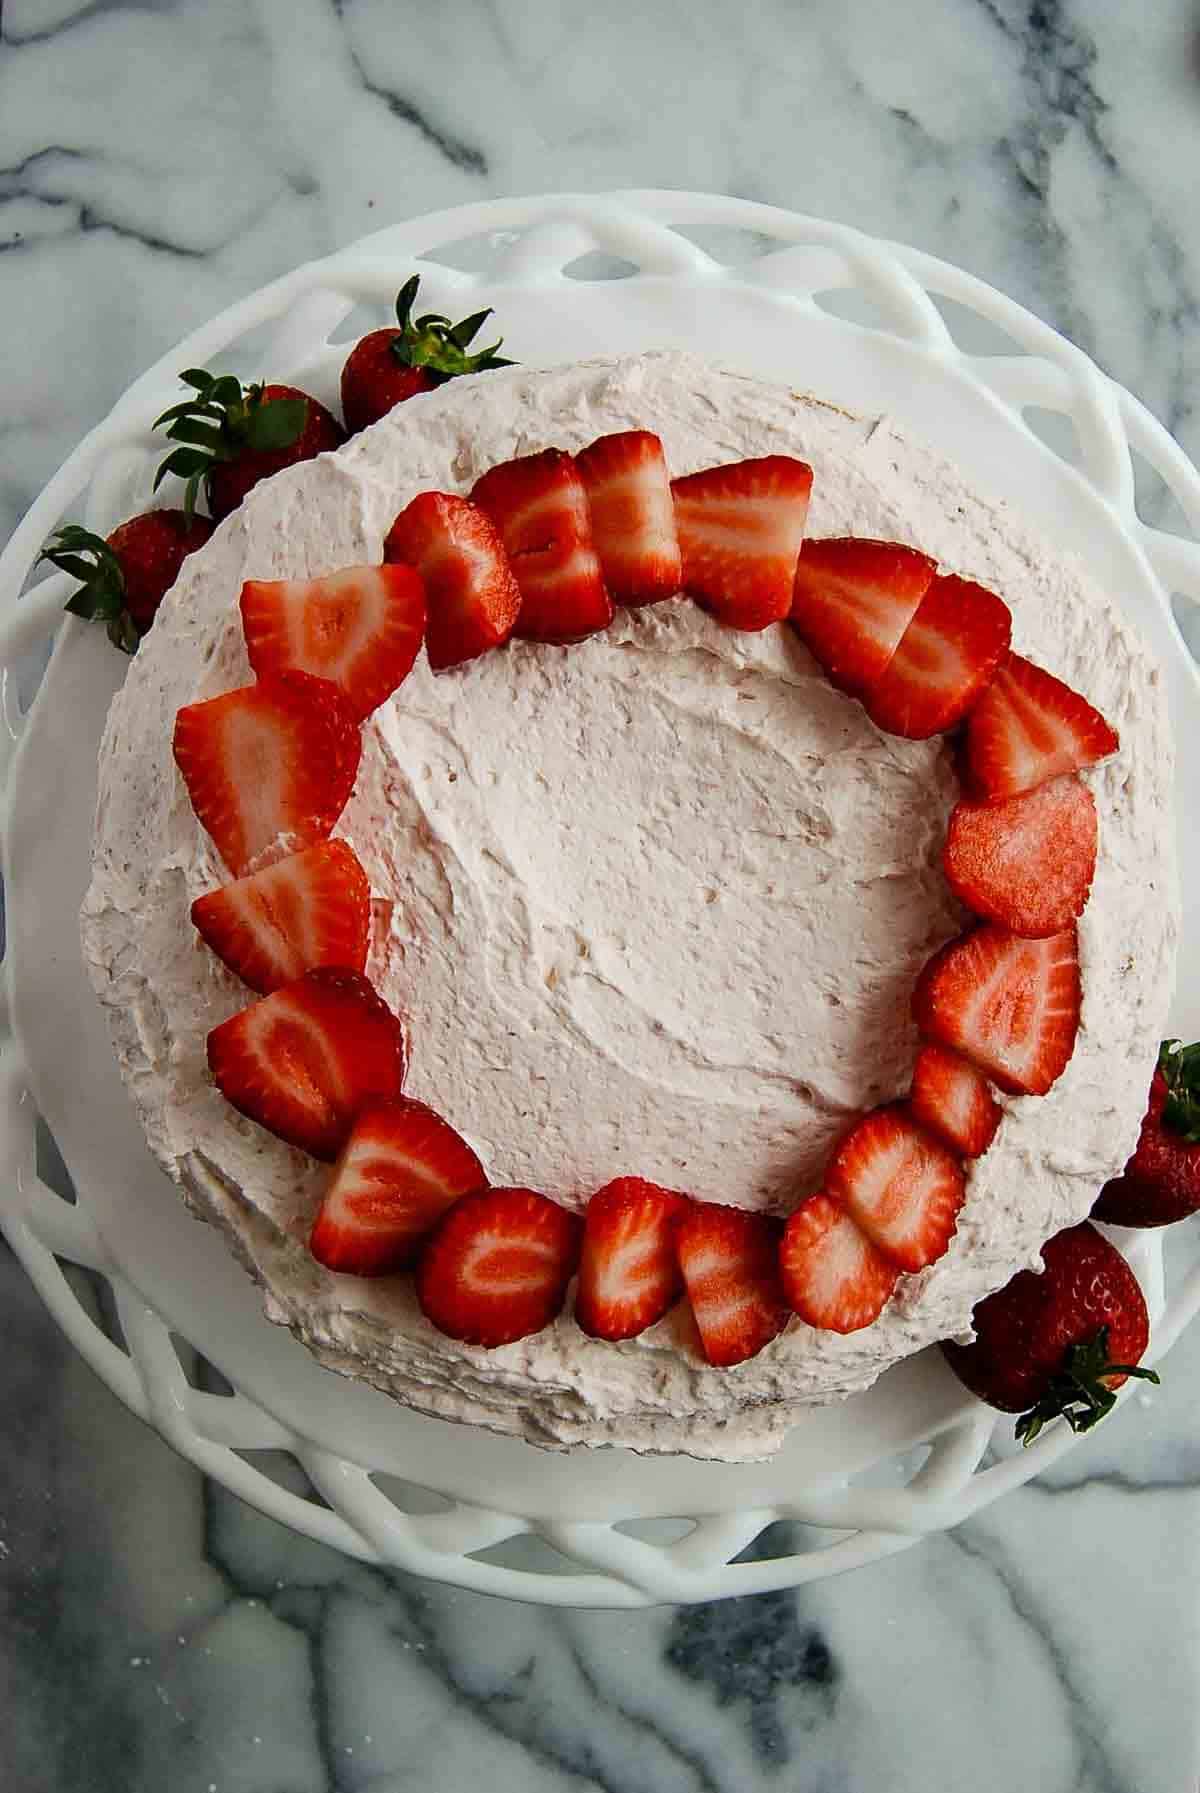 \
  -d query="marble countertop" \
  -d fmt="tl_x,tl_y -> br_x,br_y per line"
4,2 -> 1200,1788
